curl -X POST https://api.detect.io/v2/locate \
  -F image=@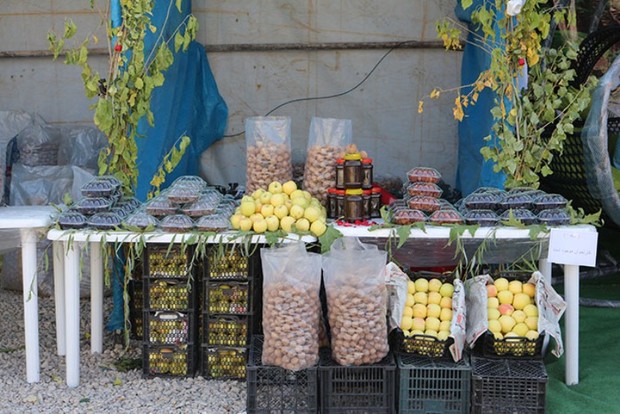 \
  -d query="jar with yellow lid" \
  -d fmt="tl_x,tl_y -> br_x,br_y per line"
344,188 -> 364,222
